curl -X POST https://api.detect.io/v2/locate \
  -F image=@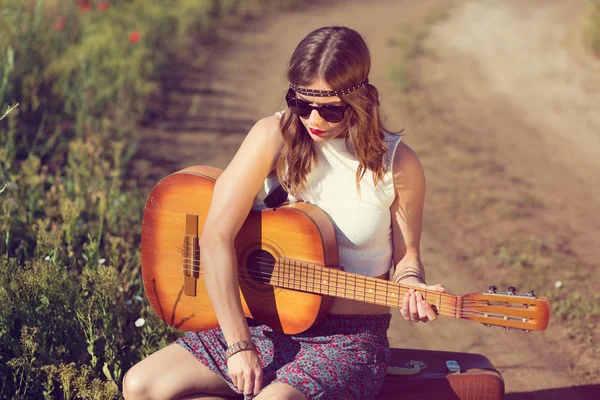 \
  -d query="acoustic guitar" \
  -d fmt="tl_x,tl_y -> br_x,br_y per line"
141,166 -> 550,334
